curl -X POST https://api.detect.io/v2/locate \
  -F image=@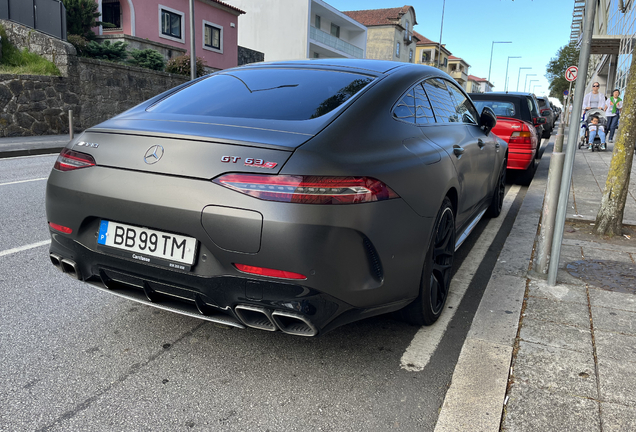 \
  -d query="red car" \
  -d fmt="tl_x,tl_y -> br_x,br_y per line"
470,92 -> 546,185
